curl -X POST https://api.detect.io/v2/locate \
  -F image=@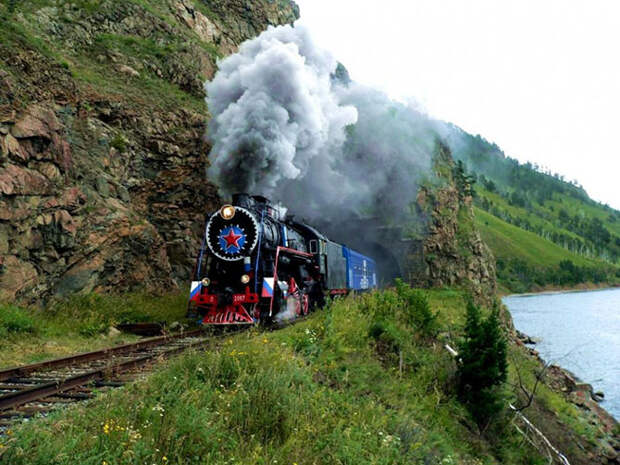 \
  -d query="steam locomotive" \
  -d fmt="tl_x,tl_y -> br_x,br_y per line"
188,194 -> 378,325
